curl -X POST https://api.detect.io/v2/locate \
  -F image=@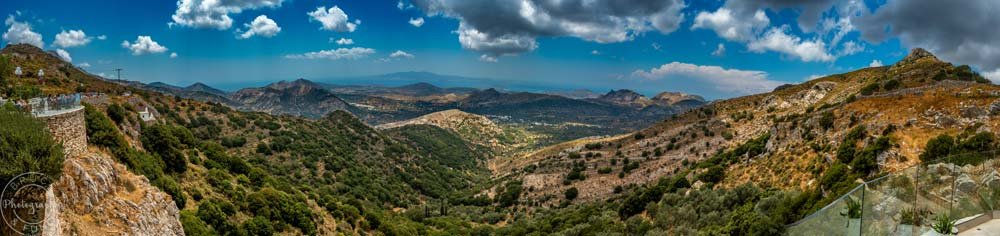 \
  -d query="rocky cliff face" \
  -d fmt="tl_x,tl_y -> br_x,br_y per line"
42,149 -> 183,236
